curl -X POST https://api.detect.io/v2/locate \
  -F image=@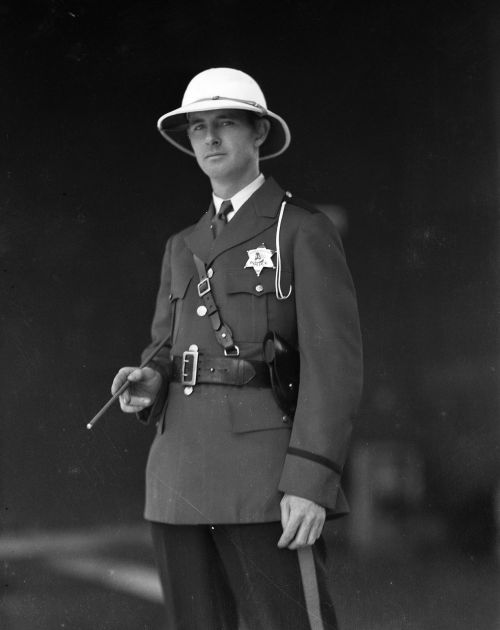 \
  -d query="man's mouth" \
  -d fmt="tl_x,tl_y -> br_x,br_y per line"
205,152 -> 225,159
